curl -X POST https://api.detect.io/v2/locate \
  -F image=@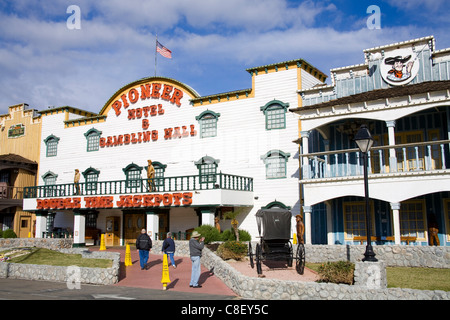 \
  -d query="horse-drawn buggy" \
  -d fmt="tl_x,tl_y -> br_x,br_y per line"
248,208 -> 305,275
